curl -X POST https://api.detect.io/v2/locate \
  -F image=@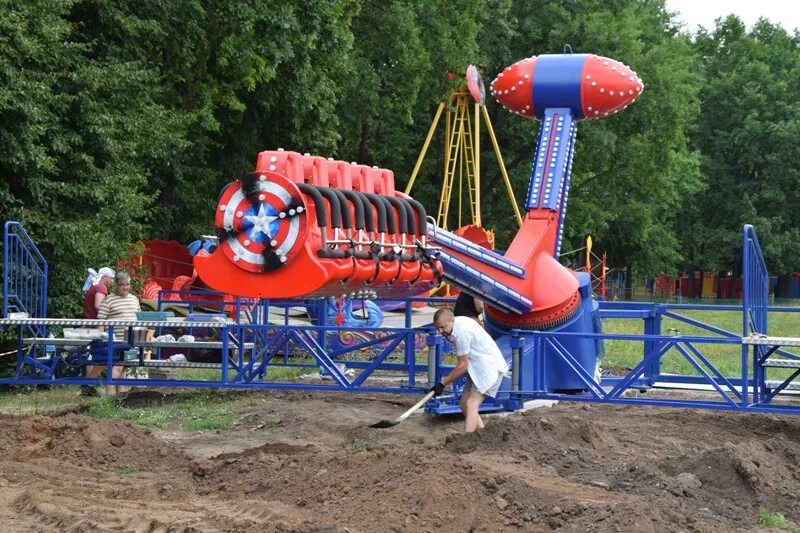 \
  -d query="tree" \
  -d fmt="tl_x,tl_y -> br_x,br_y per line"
70,0 -> 362,243
0,0 -> 364,315
692,17 -> 800,294
334,0 -> 484,223
0,0 -> 173,315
